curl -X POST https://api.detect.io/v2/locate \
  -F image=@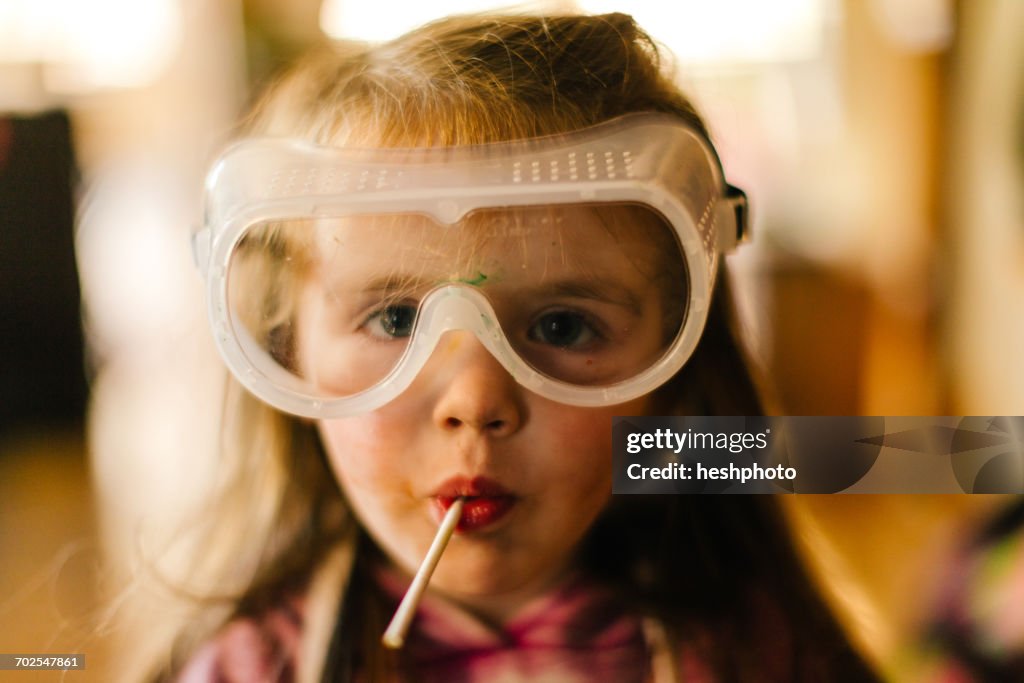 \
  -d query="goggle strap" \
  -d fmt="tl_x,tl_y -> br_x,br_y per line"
716,184 -> 749,252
